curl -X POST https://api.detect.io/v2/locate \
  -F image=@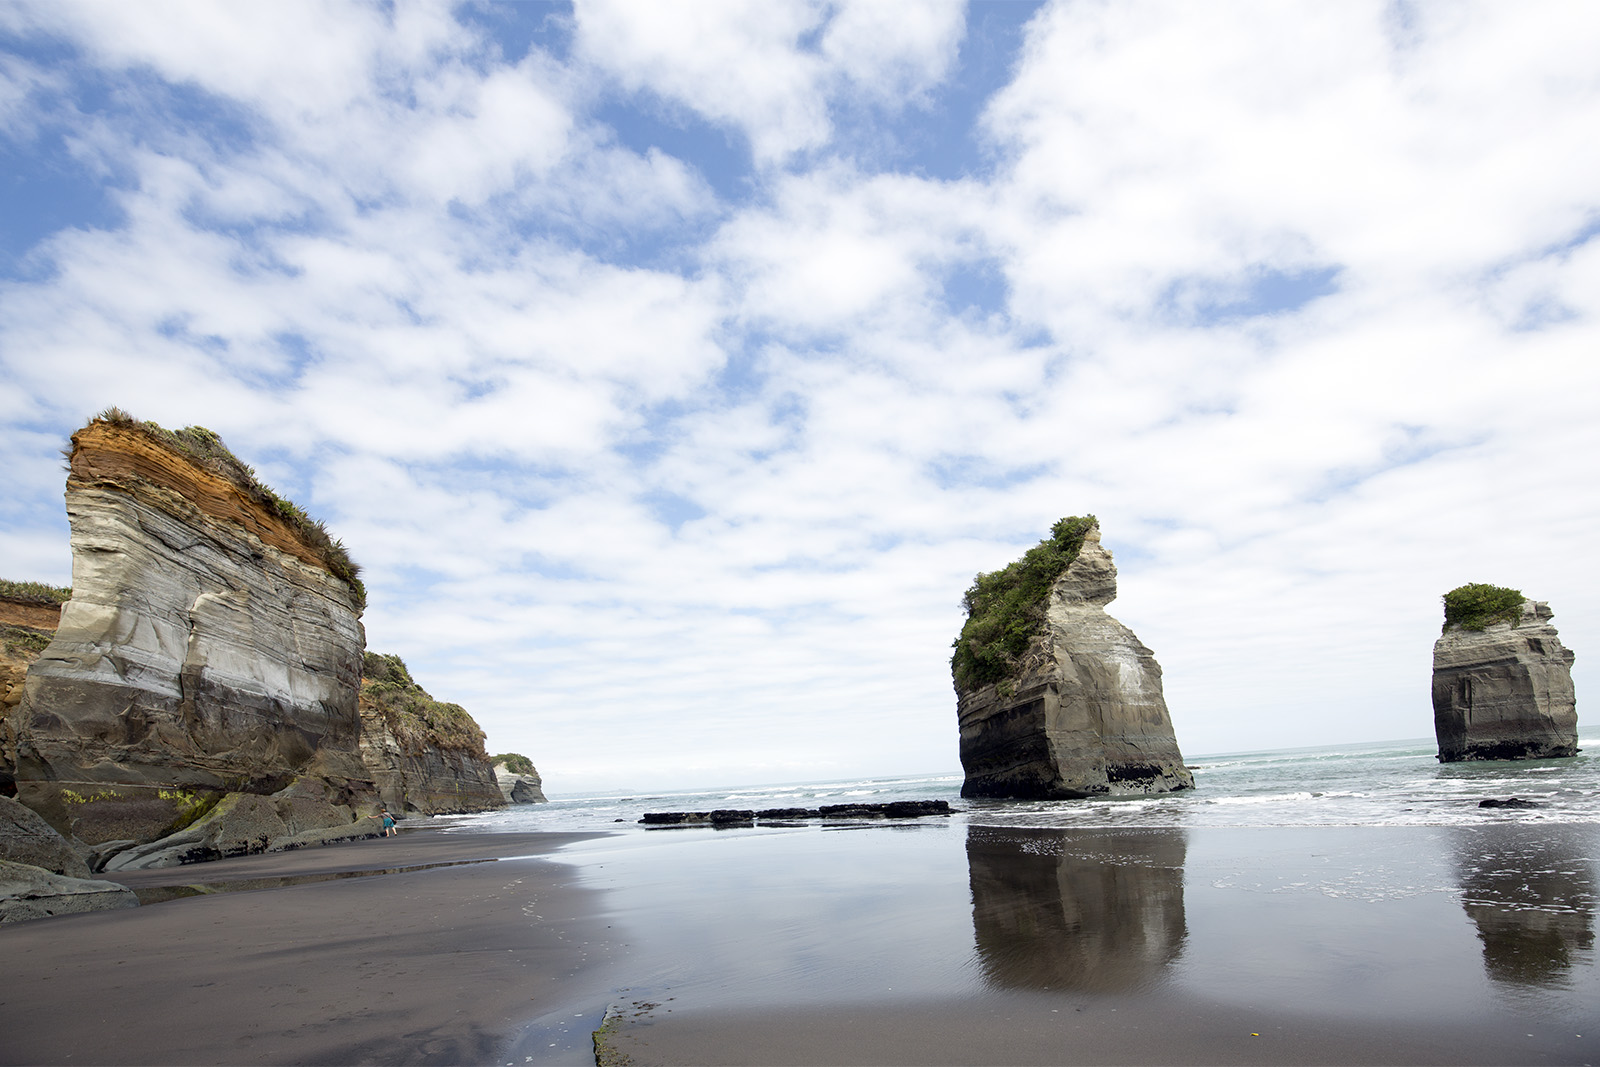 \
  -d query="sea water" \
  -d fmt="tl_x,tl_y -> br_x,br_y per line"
477,737 -> 1600,1062
437,735 -> 1600,836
